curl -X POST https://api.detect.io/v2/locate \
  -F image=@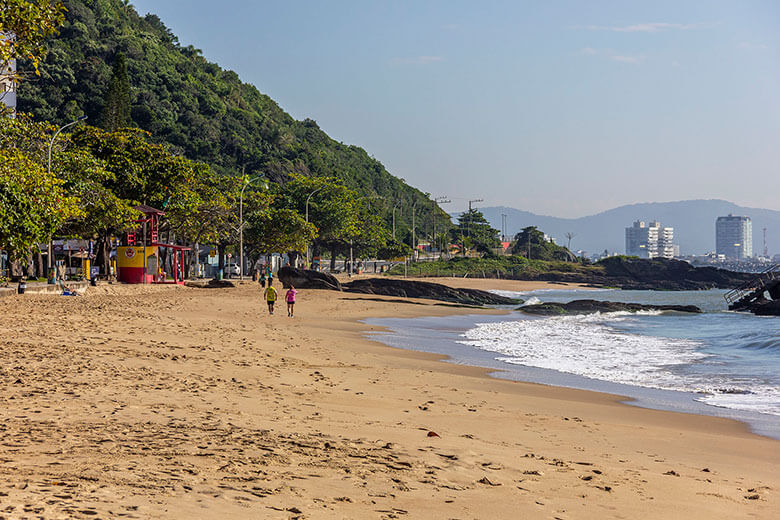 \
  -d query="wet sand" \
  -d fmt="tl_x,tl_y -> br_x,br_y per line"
0,279 -> 776,519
